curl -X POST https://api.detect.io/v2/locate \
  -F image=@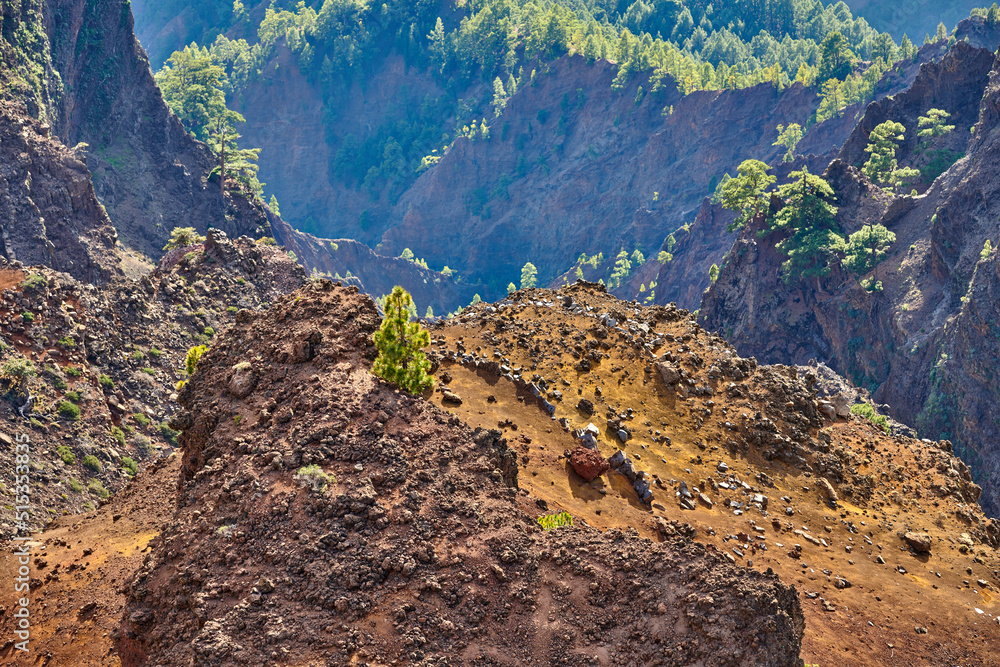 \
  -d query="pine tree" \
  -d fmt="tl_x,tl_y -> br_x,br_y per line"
862,121 -> 919,190
507,282 -> 517,293
208,111 -> 262,197
268,194 -> 281,216
773,123 -> 803,163
155,46 -> 229,141
989,4 -> 1000,28
818,31 -> 855,82
718,159 -> 776,231
768,168 -> 846,283
425,306 -> 434,318
843,224 -> 895,291
917,109 -> 955,143
372,287 -> 433,395
520,262 -> 538,289
608,249 -> 632,288
492,77 -> 508,117
936,23 -> 948,42
709,264 -> 719,283
900,34 -> 916,61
